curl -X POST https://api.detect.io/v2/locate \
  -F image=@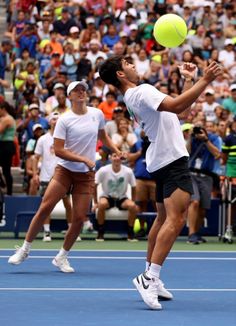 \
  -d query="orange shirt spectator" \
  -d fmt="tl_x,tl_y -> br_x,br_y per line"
98,91 -> 117,121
